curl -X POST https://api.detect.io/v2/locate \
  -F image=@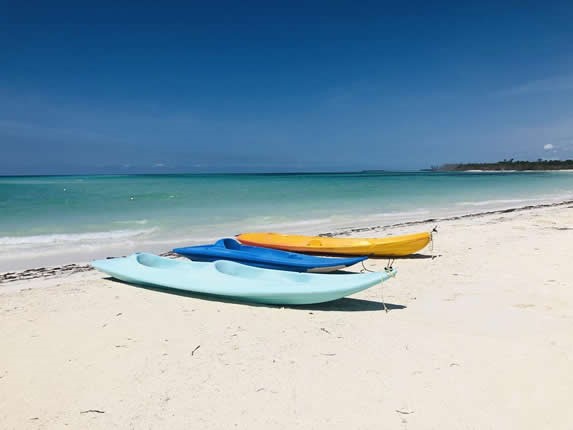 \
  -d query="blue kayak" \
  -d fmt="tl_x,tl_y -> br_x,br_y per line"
91,253 -> 396,305
173,238 -> 367,272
